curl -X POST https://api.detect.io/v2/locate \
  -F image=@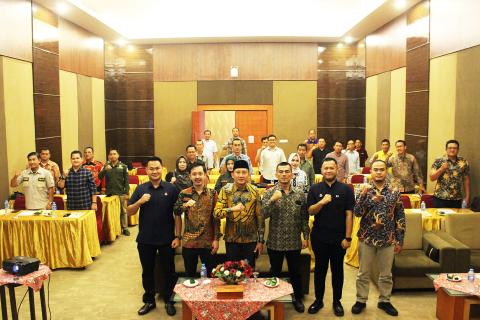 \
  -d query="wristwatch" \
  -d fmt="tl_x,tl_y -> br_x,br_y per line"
258,240 -> 265,244
174,235 -> 182,240
345,237 -> 352,242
